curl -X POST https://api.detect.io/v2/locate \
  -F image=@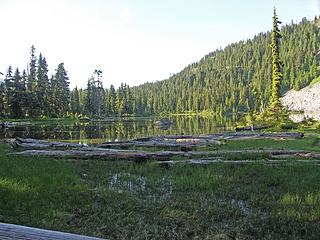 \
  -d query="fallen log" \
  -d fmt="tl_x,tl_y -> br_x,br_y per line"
0,222 -> 106,240
10,149 -> 192,161
98,141 -> 198,151
157,159 -> 320,165
8,138 -> 86,150
98,132 -> 303,150
99,139 -> 222,150
98,137 -> 223,150
9,147 -> 313,162
175,138 -> 223,145
199,132 -> 304,140
235,125 -> 271,131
